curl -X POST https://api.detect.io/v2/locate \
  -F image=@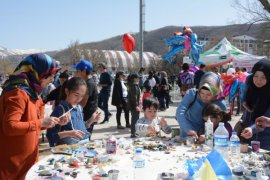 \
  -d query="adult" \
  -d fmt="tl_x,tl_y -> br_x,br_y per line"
240,60 -> 270,150
176,72 -> 226,138
111,71 -> 130,129
0,53 -> 67,179
97,63 -> 112,124
194,63 -> 205,89
73,60 -> 99,138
